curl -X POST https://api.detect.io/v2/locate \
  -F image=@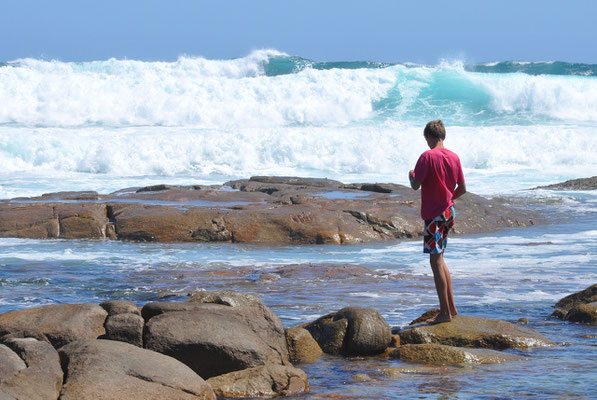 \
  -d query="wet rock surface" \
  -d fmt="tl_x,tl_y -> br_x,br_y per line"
0,176 -> 537,244
285,327 -> 323,364
388,343 -> 524,365
304,307 -> 391,355
206,364 -> 310,398
397,315 -> 555,349
552,284 -> 597,324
